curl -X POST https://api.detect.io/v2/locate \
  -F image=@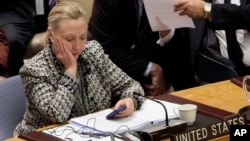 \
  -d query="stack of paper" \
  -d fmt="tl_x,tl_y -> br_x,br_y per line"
69,99 -> 180,134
